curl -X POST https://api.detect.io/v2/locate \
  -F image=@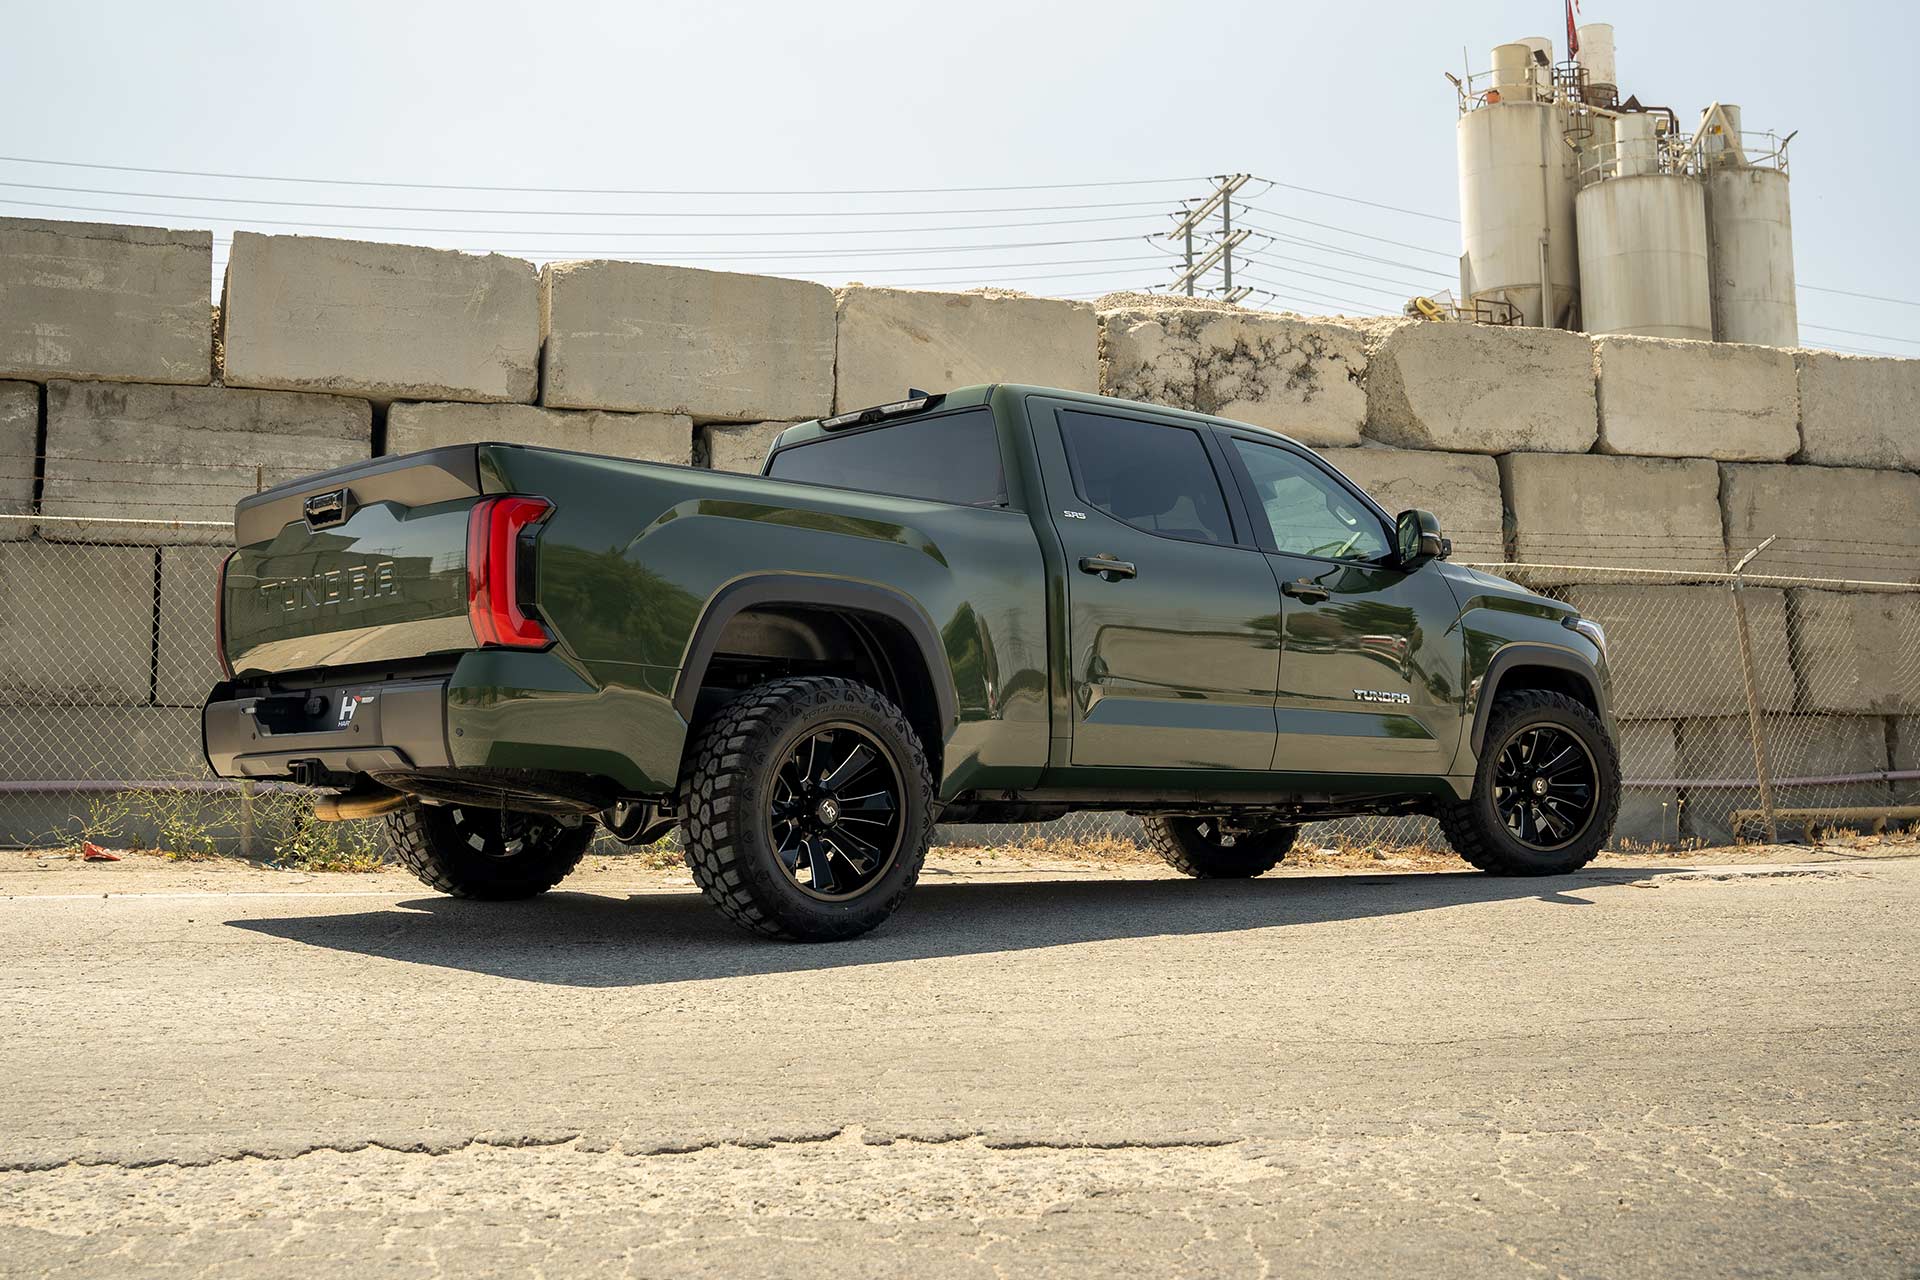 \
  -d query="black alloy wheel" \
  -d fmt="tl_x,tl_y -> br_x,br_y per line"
768,722 -> 905,901
1492,722 -> 1600,851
